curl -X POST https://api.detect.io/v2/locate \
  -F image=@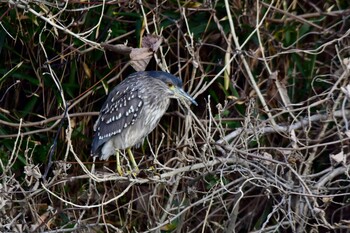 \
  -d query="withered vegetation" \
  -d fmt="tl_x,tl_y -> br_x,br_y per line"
1,1 -> 350,232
